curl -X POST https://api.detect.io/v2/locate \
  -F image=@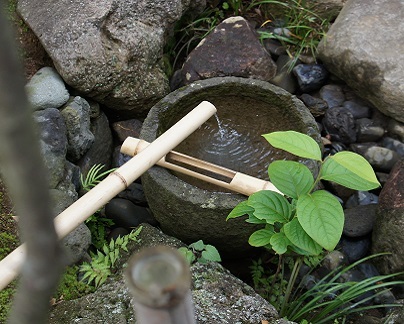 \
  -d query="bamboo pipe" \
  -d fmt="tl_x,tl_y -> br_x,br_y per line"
121,138 -> 282,196
0,101 -> 217,291
125,246 -> 195,324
